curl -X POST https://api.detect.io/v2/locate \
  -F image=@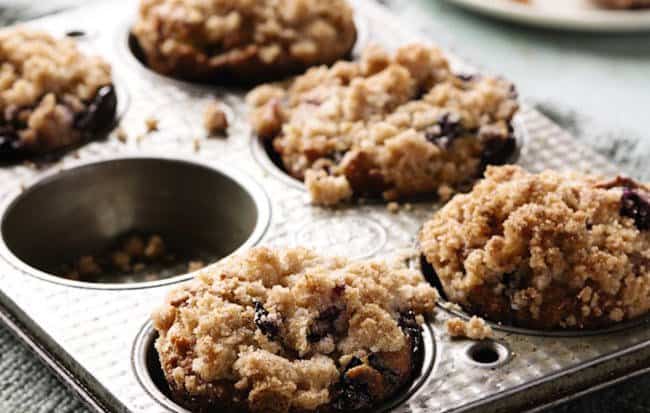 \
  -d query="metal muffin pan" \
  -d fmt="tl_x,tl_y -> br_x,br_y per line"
0,1 -> 648,412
